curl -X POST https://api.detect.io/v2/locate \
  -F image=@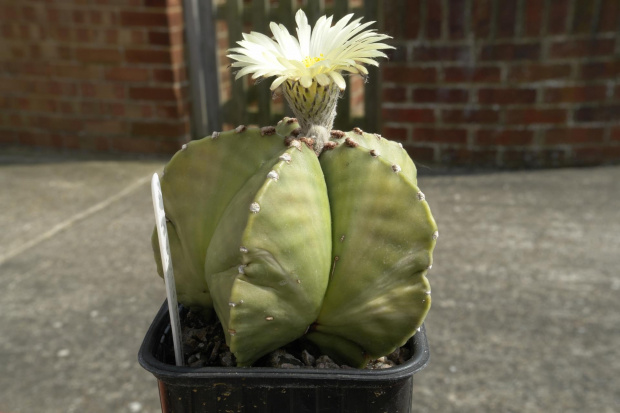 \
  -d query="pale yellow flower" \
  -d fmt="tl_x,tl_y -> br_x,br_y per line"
227,9 -> 393,91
